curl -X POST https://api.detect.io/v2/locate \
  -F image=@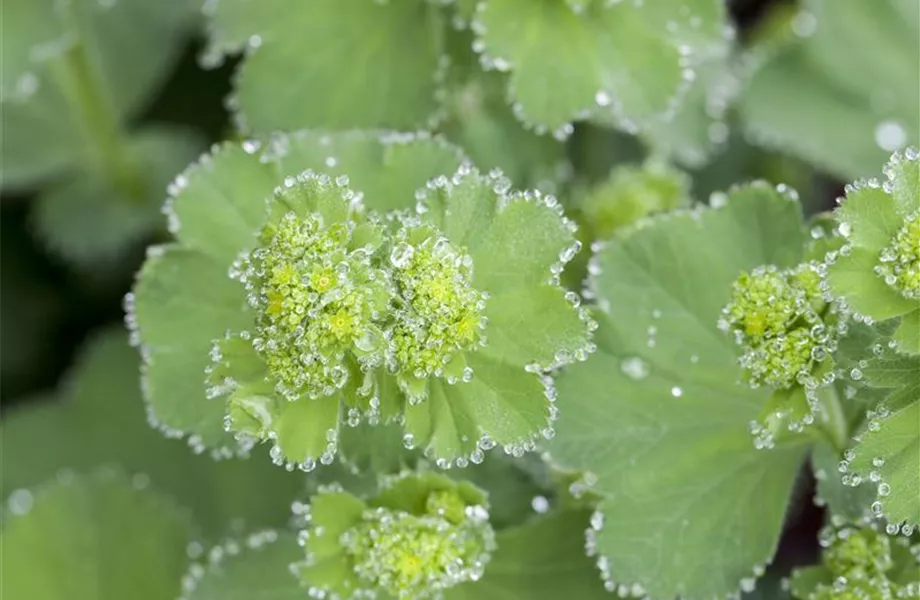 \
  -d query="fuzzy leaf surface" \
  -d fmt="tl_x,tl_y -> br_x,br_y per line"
33,127 -> 201,264
0,471 -> 195,600
184,533 -> 304,600
0,328 -> 305,539
208,0 -> 444,132
0,0 -> 193,187
849,400 -> 920,527
741,0 -> 919,179
476,0 -> 727,131
447,510 -> 609,599
547,185 -> 810,599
